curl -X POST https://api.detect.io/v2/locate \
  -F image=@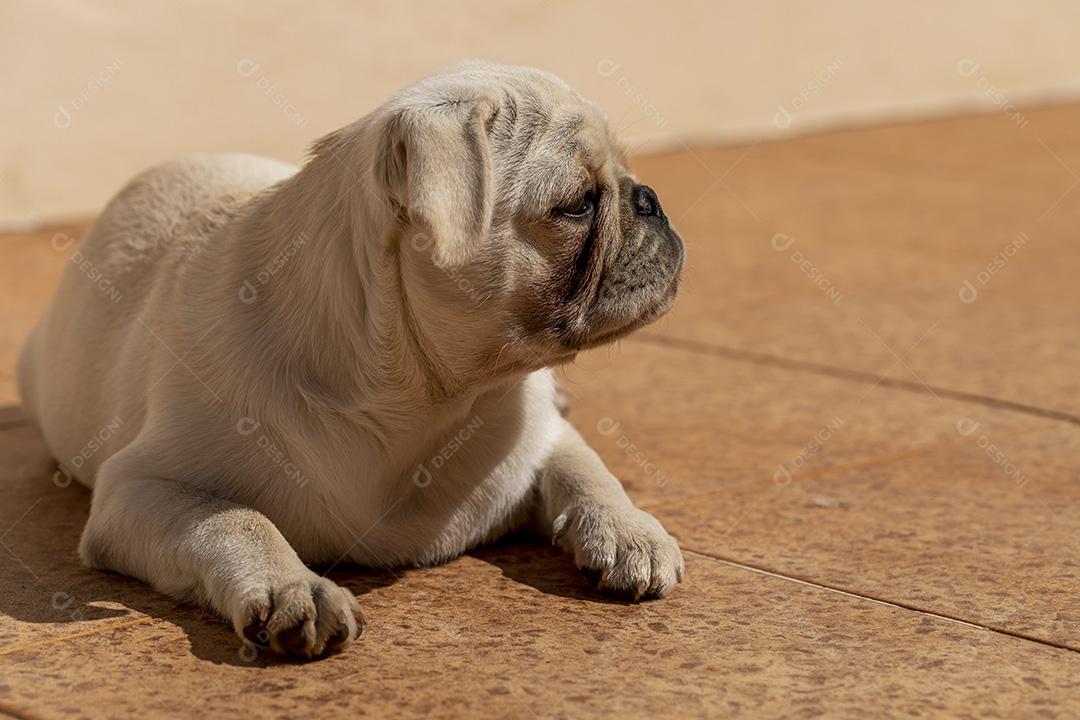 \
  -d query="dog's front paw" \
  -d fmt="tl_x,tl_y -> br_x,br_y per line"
230,572 -> 364,659
553,504 -> 684,601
